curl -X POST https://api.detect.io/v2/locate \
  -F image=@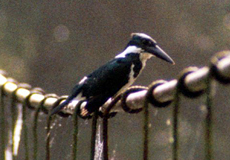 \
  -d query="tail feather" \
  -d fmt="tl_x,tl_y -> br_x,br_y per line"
50,94 -> 76,115
50,84 -> 83,116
